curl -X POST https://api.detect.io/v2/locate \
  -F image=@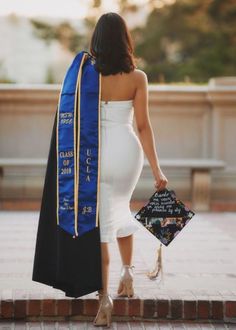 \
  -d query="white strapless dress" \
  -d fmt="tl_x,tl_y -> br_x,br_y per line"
98,99 -> 144,243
